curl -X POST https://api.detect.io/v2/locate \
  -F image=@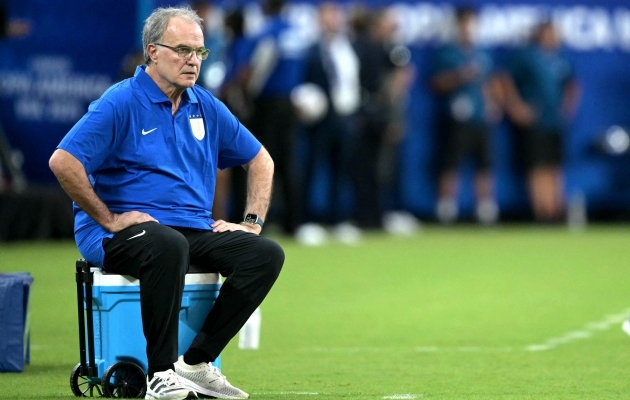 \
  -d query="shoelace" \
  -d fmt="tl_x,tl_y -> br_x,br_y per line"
162,371 -> 185,387
207,364 -> 227,384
